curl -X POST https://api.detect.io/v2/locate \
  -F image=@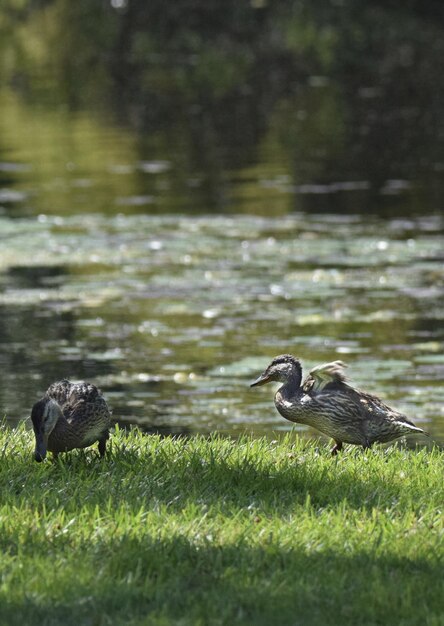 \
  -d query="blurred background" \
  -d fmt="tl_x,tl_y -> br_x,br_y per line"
0,0 -> 443,443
